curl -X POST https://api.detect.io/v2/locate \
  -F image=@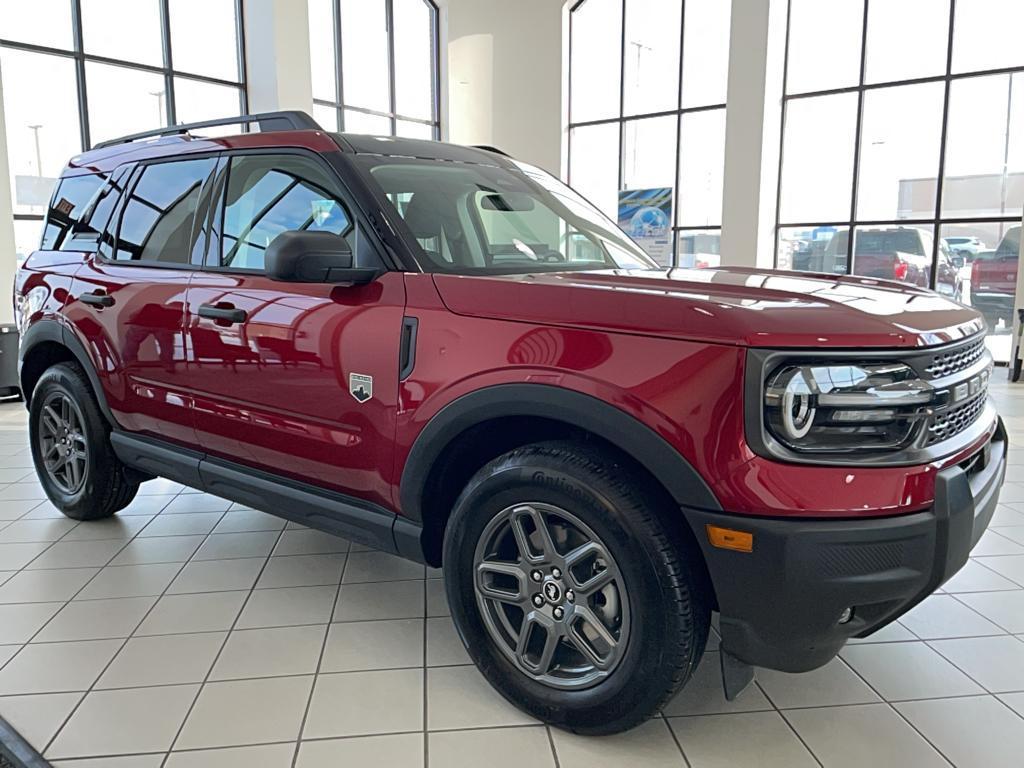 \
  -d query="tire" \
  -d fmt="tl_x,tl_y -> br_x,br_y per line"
443,440 -> 710,734
29,362 -> 138,520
